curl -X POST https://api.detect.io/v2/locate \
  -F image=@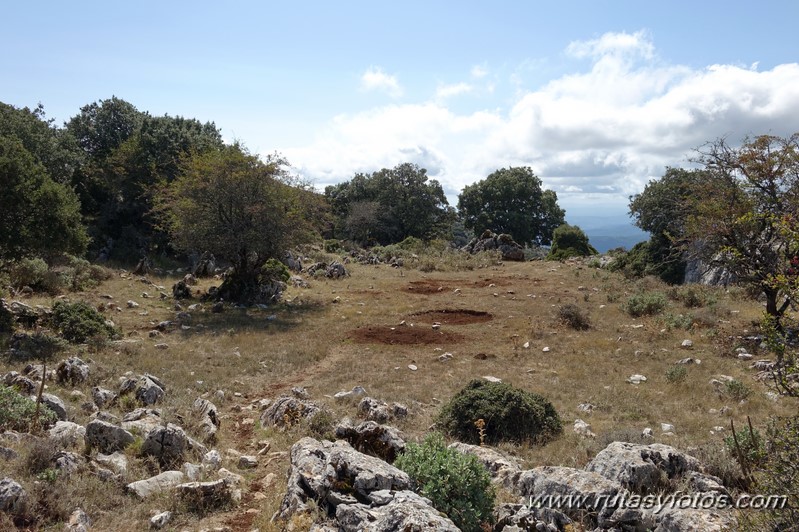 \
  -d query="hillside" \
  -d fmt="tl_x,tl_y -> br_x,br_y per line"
1,252 -> 796,530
